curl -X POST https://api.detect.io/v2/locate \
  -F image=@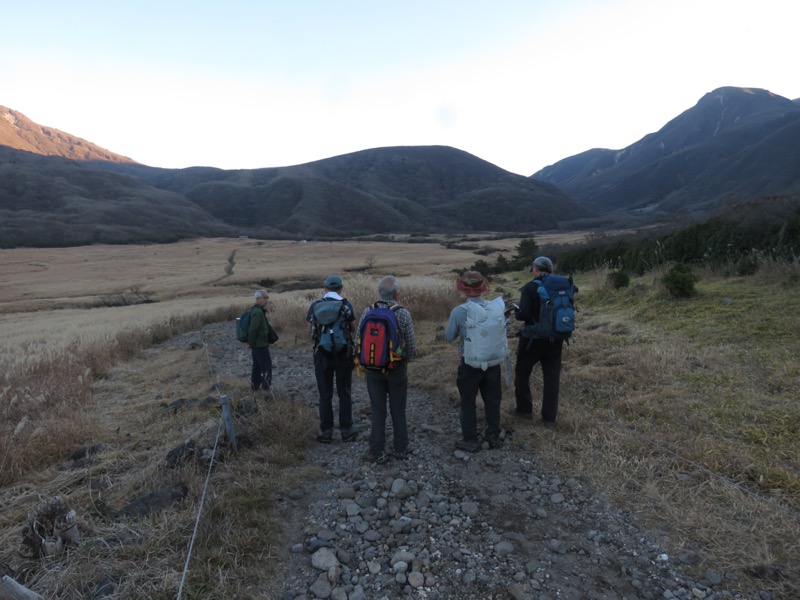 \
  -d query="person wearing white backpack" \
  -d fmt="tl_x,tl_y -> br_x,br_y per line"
444,271 -> 510,452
